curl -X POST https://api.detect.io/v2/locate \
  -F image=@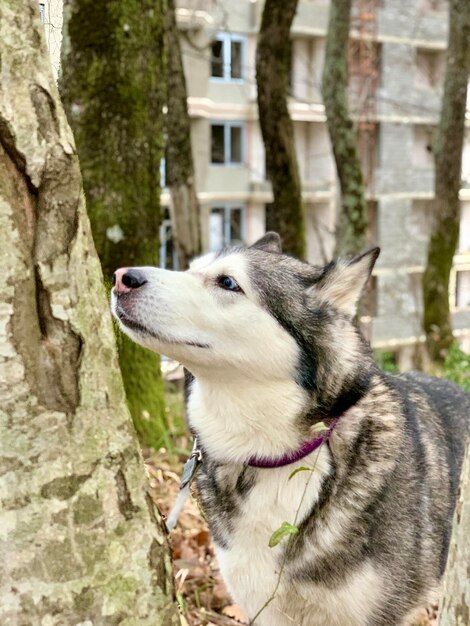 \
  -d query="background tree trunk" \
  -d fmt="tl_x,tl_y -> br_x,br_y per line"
256,0 -> 305,260
165,0 -> 201,270
60,0 -> 167,447
438,439 -> 470,625
322,0 -> 368,257
422,0 -> 470,365
0,3 -> 178,624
